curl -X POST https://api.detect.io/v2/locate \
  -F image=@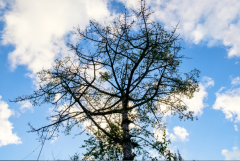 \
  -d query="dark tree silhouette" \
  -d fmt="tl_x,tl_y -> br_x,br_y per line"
12,0 -> 199,160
